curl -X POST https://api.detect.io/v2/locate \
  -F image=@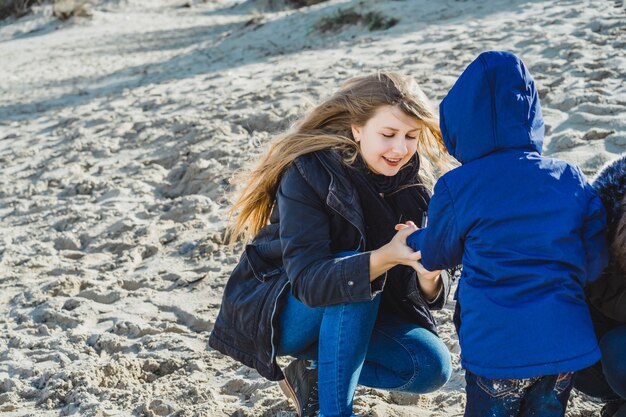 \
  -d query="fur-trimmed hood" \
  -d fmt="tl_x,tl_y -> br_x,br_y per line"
592,154 -> 626,273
